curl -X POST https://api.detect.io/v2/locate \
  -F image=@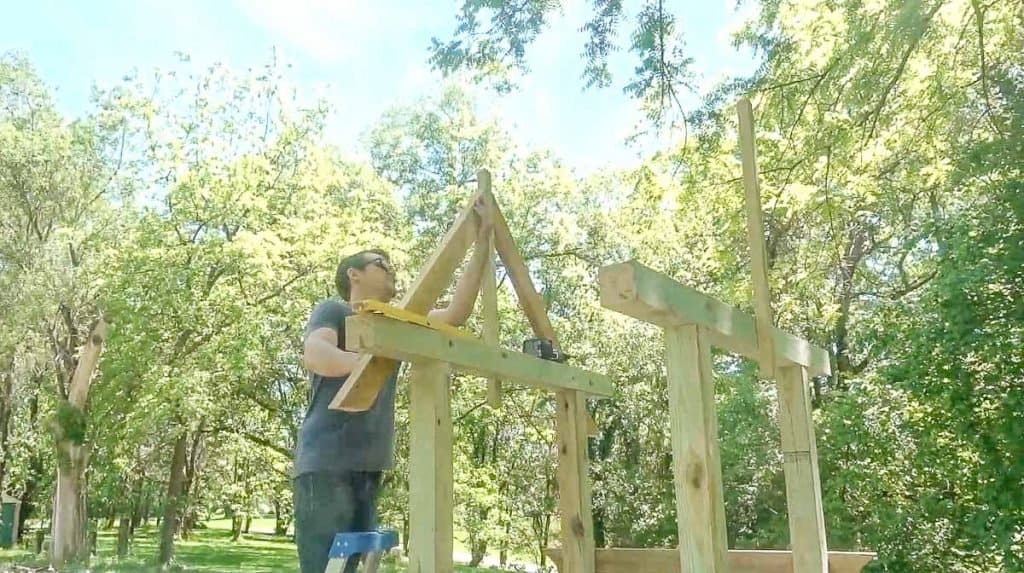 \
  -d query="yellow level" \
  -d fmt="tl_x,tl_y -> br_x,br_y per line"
352,300 -> 478,340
